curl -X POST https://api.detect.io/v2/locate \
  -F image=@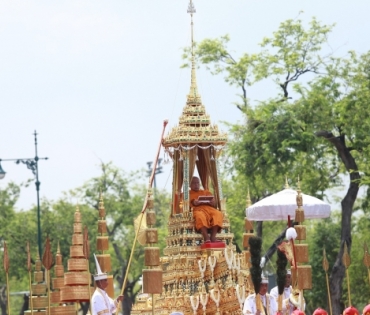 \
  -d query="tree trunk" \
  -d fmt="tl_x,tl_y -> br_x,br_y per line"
256,221 -> 263,238
315,131 -> 360,315
19,294 -> 29,315
0,285 -> 6,315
